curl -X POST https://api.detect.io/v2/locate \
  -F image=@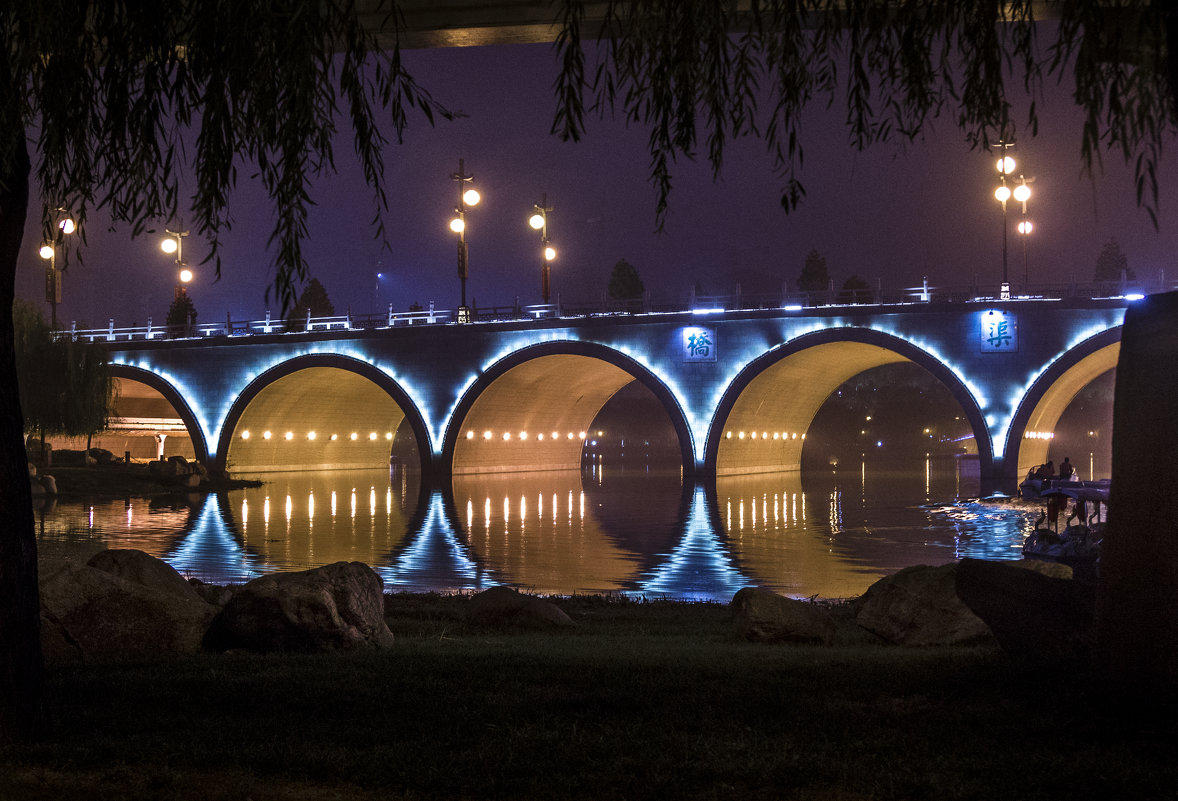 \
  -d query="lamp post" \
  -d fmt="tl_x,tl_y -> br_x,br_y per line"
528,193 -> 556,303
993,141 -> 1016,296
449,159 -> 480,322
160,227 -> 192,298
38,211 -> 76,329
1013,176 -> 1033,290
